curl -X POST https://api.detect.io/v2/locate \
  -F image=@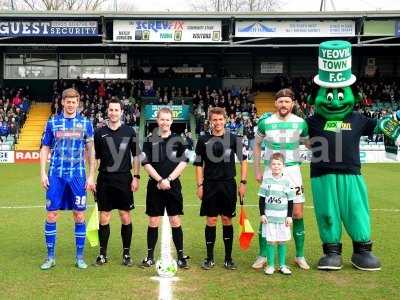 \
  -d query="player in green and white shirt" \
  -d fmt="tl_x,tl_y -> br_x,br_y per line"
253,88 -> 310,270
259,153 -> 295,275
